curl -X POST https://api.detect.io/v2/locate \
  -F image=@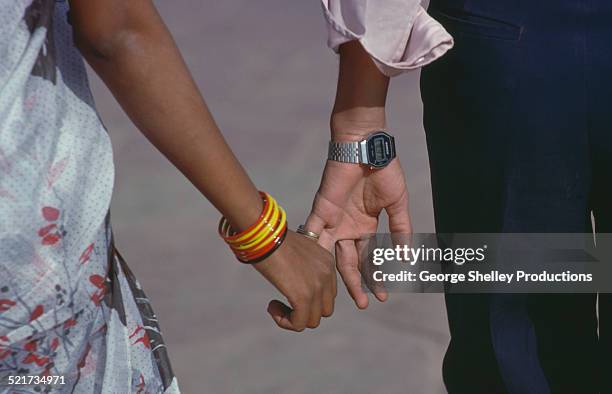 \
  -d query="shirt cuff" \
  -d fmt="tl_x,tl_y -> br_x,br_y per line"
321,0 -> 454,77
